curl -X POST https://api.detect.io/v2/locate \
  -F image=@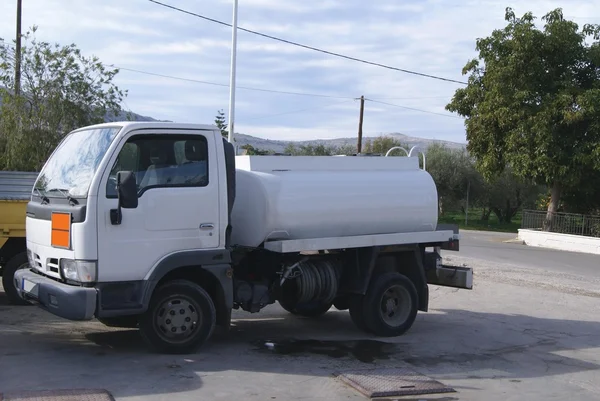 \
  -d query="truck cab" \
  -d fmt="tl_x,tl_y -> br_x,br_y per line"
18,122 -> 234,320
